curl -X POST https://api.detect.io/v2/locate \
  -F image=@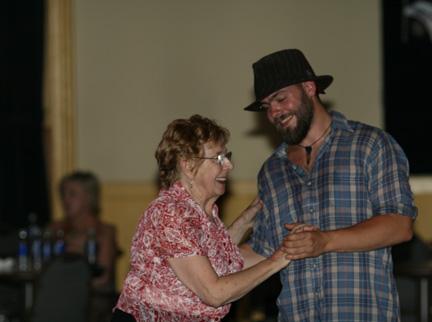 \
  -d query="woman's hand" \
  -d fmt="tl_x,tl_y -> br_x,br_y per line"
238,197 -> 263,230
287,223 -> 318,234
228,197 -> 263,245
